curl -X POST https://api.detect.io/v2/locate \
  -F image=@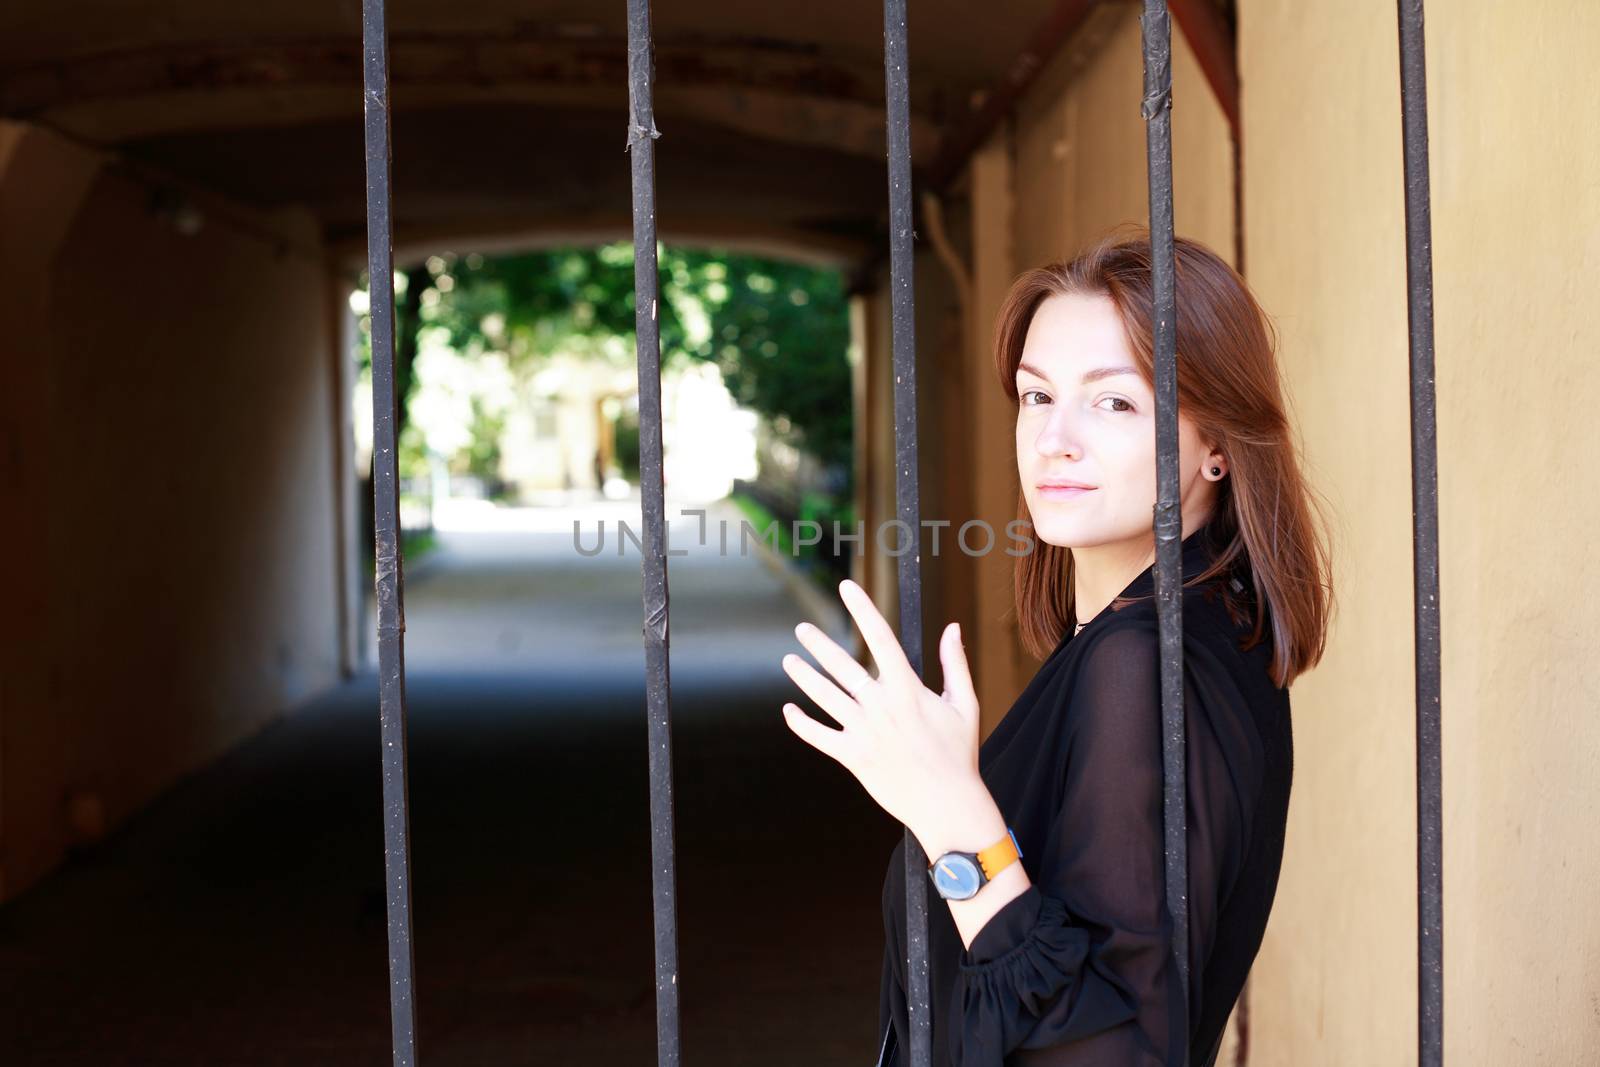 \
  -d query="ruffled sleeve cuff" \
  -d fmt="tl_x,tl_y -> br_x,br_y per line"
963,884 -> 1052,967
953,888 -> 1139,1063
